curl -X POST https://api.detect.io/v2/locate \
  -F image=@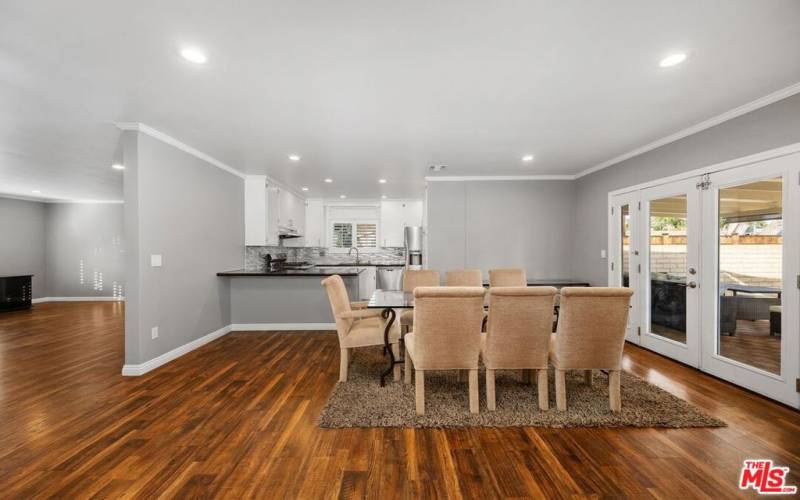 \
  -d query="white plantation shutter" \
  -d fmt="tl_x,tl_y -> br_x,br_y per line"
331,223 -> 353,248
356,223 -> 377,248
